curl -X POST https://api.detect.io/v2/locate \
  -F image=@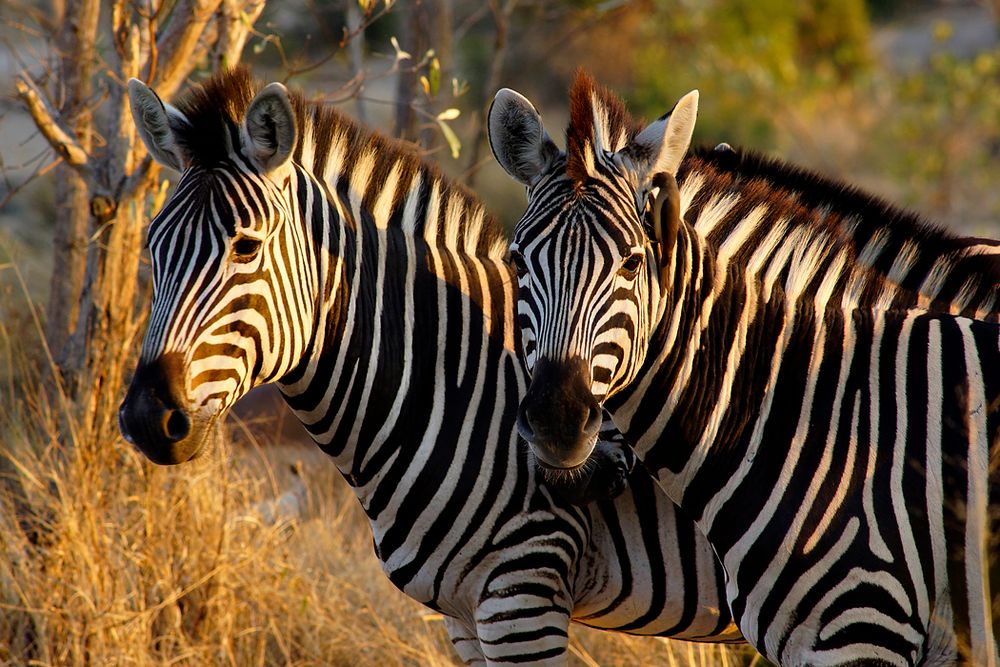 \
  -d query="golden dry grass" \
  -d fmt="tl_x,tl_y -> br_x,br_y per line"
0,270 -> 758,666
